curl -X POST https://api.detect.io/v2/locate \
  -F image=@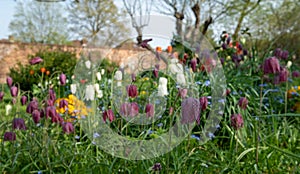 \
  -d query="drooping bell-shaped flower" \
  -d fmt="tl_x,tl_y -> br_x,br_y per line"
176,73 -> 186,86
26,100 -> 39,114
181,97 -> 200,124
70,84 -> 77,94
96,72 -> 102,81
273,48 -> 282,58
6,76 -> 13,87
62,122 -> 75,134
231,114 -> 244,130
0,91 -> 4,102
152,163 -> 162,171
21,96 -> 27,105
131,73 -> 136,82
32,109 -> 41,124
49,88 -> 56,101
199,97 -> 208,111
85,84 -> 95,101
127,85 -> 138,98
178,88 -> 188,98
12,118 -> 26,130
10,86 -> 18,97
263,57 -> 280,74
281,50 -> 289,60
292,71 -> 300,78
3,132 -> 16,141
114,70 -> 122,81
59,99 -> 68,109
120,102 -> 139,117
145,103 -> 154,117
157,77 -> 168,96
46,106 -> 56,118
238,97 -> 248,110
59,73 -> 67,86
5,104 -> 12,116
51,113 -> 63,123
103,109 -> 115,122
279,67 -> 288,83
190,58 -> 197,72
29,57 -> 43,65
